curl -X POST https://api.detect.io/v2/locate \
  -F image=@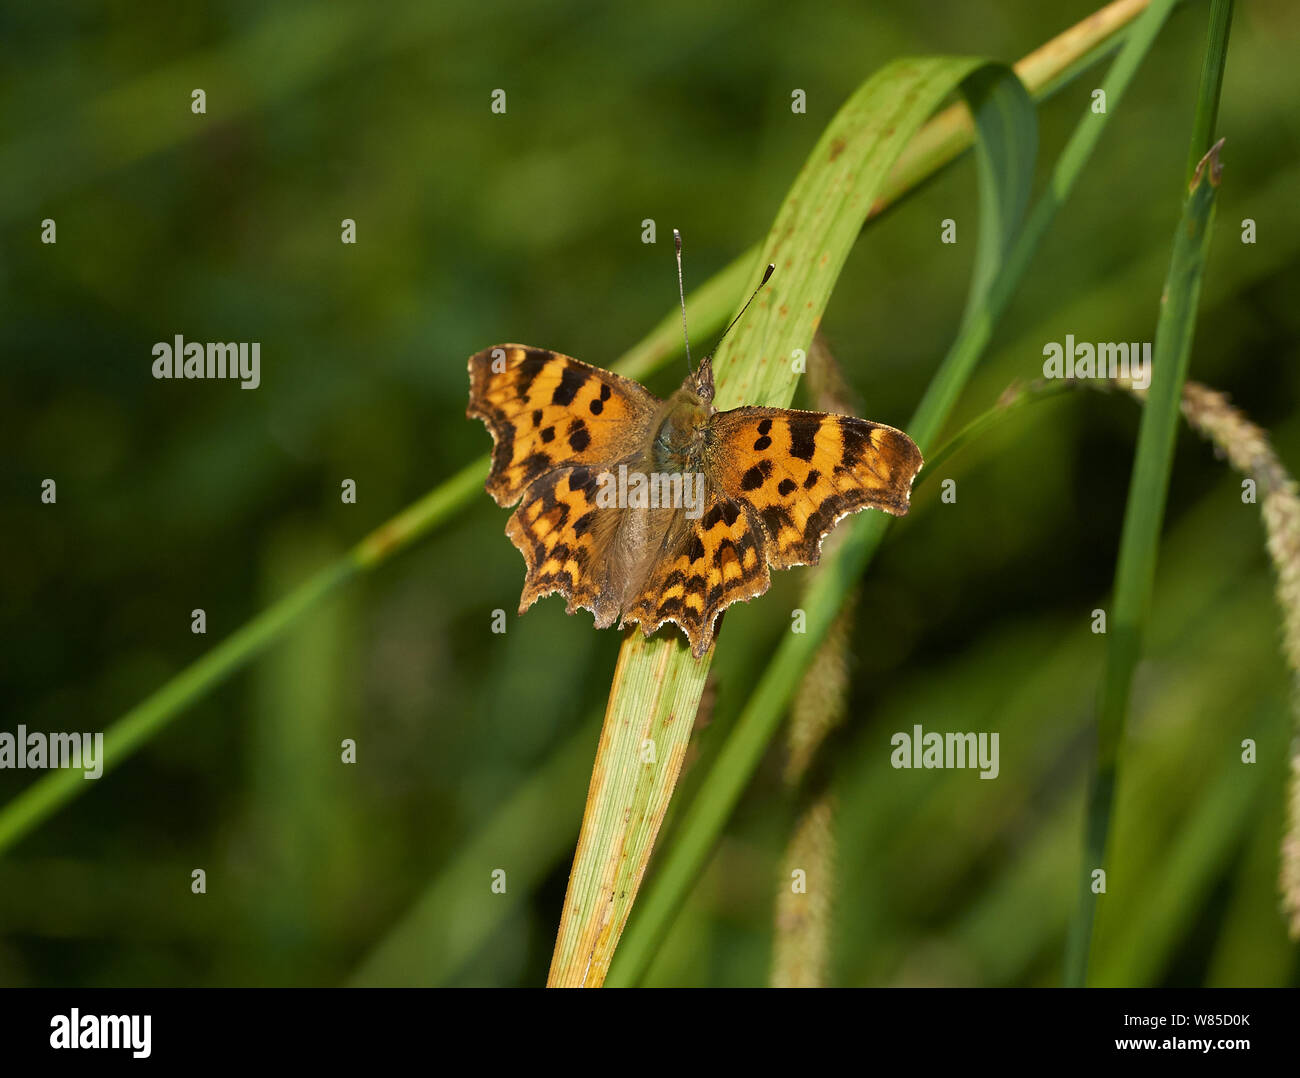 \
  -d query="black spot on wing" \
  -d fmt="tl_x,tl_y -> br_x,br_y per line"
490,420 -> 516,479
655,596 -> 686,620
517,451 -> 552,483
568,466 -> 600,497
552,365 -> 587,406
803,497 -> 844,554
567,419 -> 591,453
516,351 -> 550,400
840,421 -> 870,468
741,460 -> 773,491
788,415 -> 820,461
761,504 -> 794,539
703,499 -> 741,530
